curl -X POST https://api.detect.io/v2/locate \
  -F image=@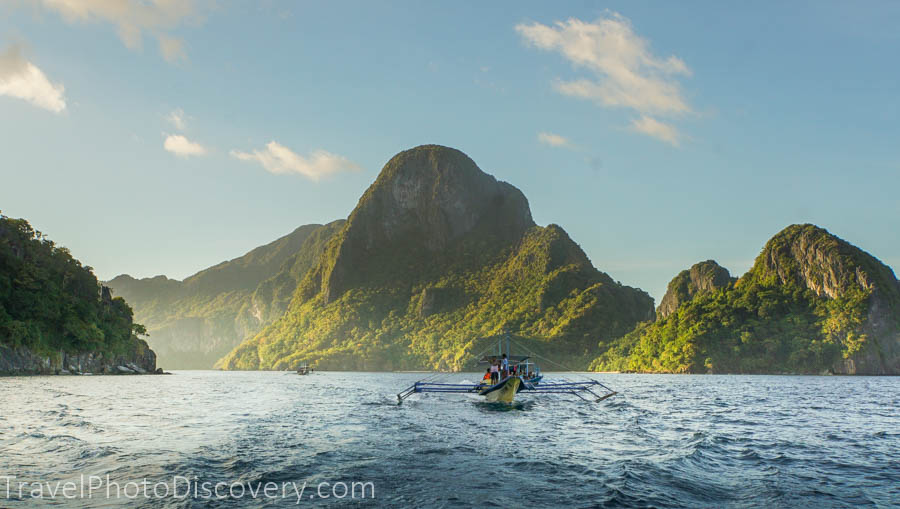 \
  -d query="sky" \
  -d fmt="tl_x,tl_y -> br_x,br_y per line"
2,1 -> 899,302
